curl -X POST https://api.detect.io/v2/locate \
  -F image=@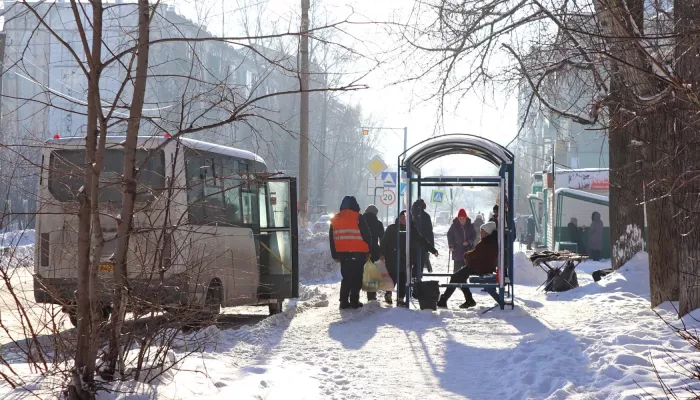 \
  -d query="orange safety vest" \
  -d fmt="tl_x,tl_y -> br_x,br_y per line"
331,209 -> 370,253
